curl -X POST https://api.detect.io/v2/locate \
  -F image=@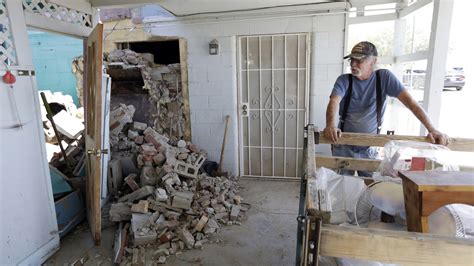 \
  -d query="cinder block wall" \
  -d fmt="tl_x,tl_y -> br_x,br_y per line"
149,14 -> 346,175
